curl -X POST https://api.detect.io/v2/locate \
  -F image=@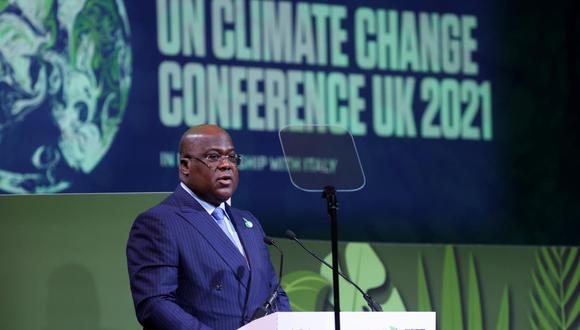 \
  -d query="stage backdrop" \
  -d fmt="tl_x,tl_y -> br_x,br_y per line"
1,193 -> 579,330
1,0 -> 579,245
